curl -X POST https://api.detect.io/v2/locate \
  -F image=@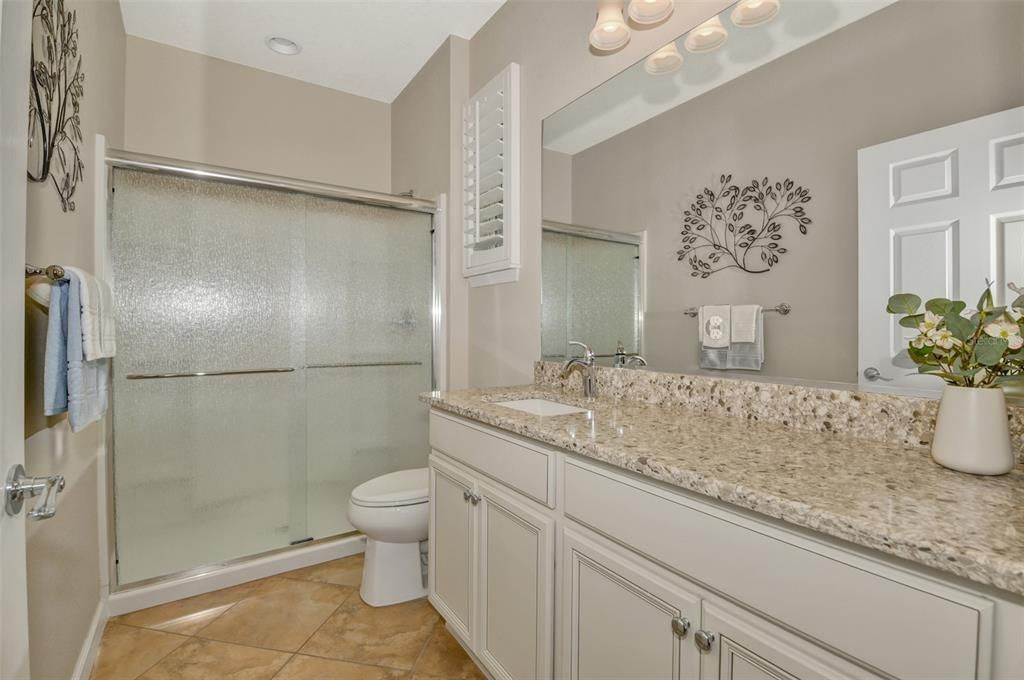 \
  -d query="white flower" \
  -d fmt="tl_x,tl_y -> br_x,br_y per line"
918,311 -> 941,335
910,332 -> 934,349
932,328 -> 961,351
984,318 -> 1024,350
